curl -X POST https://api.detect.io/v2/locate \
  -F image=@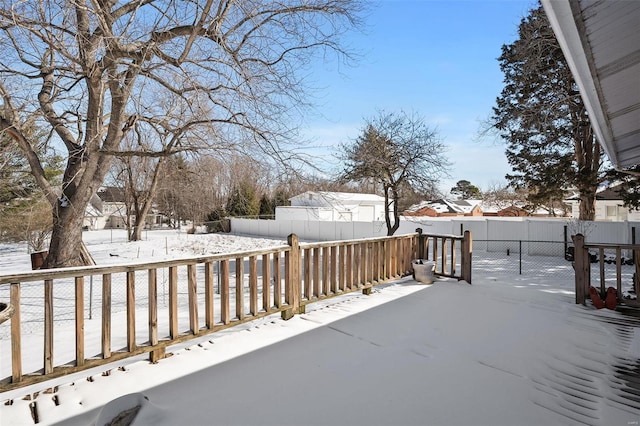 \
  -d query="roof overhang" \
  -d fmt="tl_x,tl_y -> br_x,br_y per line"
541,0 -> 640,169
